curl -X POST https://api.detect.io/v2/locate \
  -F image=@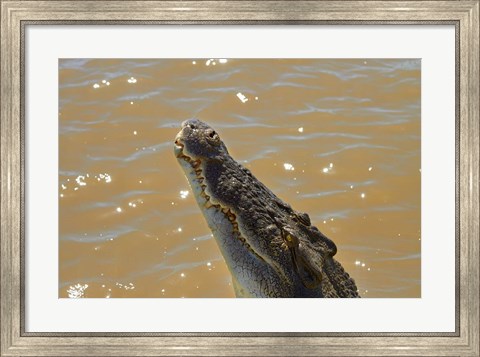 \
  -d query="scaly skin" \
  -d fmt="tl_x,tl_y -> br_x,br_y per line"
174,119 -> 360,298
